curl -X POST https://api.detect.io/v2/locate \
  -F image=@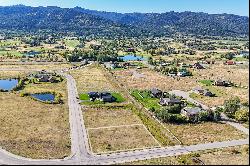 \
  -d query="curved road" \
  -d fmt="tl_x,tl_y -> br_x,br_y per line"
0,69 -> 249,165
